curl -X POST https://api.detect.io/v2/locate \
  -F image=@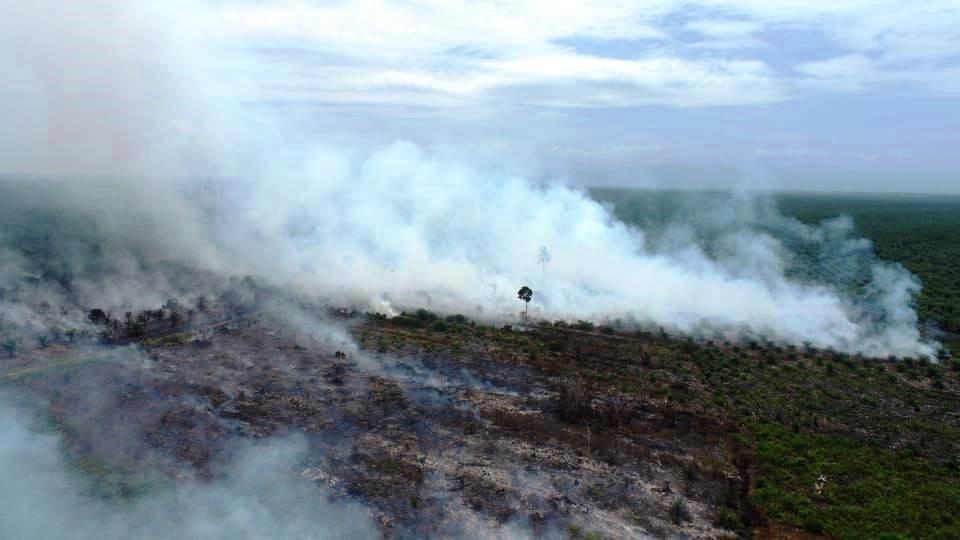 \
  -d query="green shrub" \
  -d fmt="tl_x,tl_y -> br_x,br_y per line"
445,314 -> 469,325
393,315 -> 427,329
413,308 -> 438,321
801,515 -> 826,535
2,338 -> 15,358
670,498 -> 689,525
571,320 -> 595,331
751,423 -> 960,539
